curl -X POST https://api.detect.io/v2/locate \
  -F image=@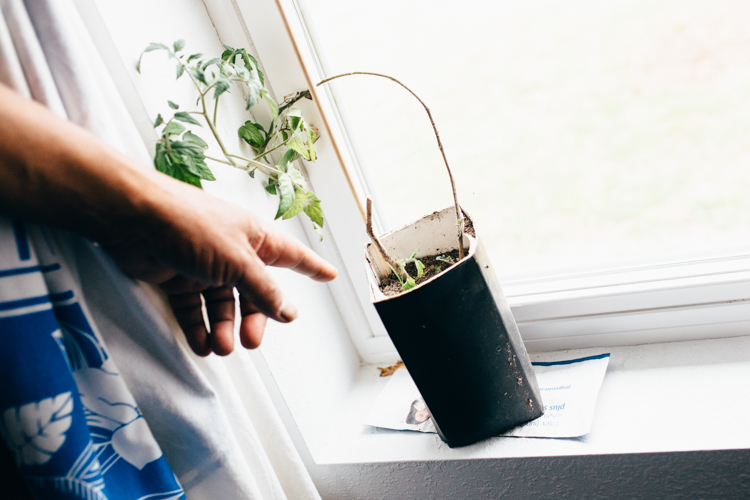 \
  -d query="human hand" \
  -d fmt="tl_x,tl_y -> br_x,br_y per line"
101,172 -> 337,356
